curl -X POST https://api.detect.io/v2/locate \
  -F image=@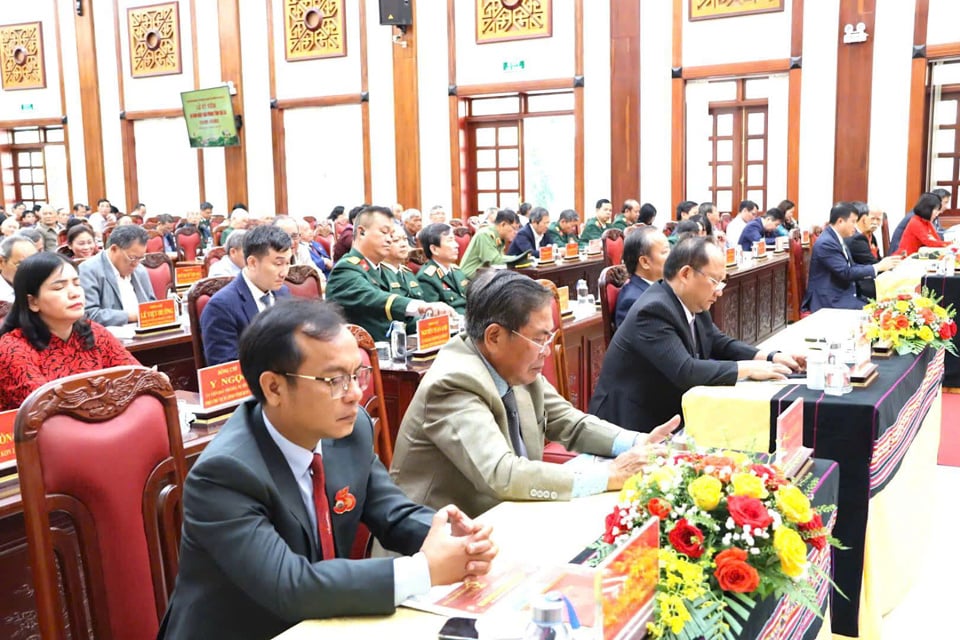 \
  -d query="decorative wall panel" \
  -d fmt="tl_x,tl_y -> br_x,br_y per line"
0,22 -> 45,91
127,2 -> 182,78
284,0 -> 347,61
689,0 -> 783,22
476,0 -> 552,44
